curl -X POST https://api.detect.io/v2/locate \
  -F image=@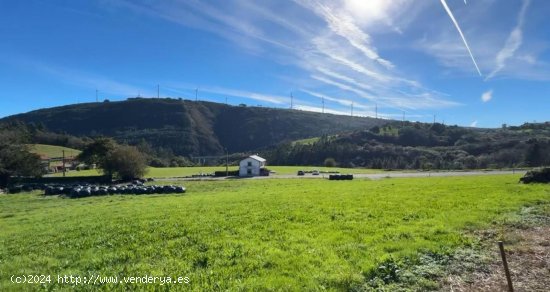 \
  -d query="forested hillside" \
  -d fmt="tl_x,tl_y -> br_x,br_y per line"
3,98 -> 548,170
0,98 -> 386,156
263,122 -> 550,169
